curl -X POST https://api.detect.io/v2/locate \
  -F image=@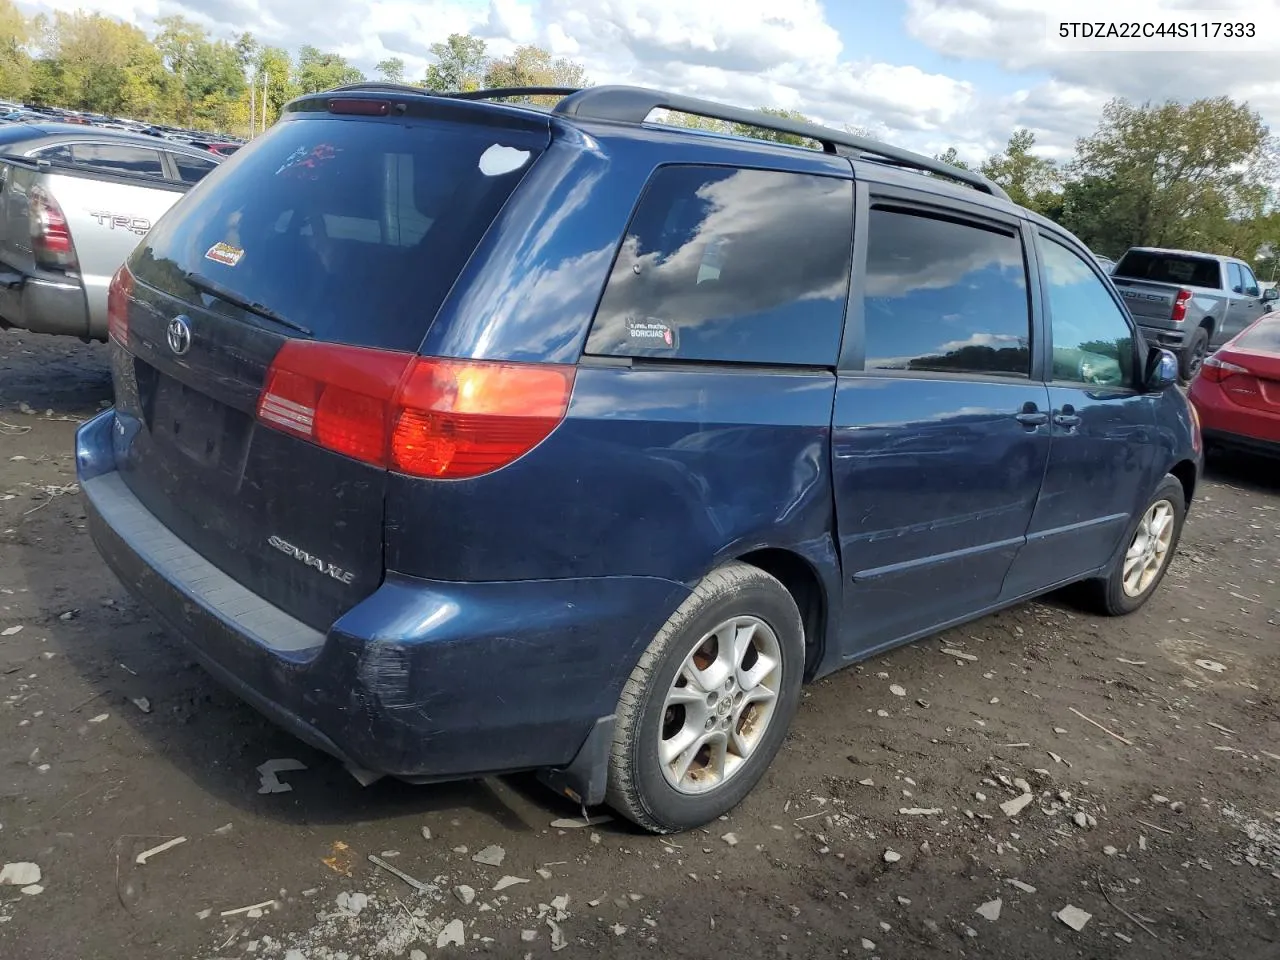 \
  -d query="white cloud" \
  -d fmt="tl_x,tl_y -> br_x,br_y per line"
16,0 -> 1280,172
